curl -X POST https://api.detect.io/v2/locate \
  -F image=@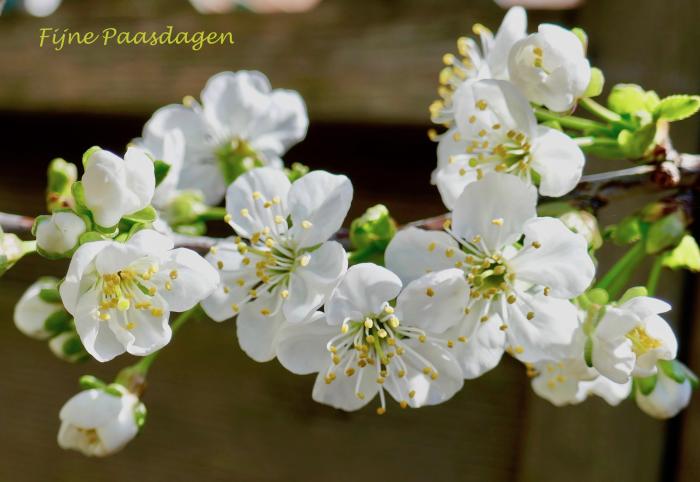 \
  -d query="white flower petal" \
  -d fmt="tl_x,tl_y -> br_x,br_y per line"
325,263 -> 402,326
592,338 -> 635,384
452,173 -> 537,251
287,171 -> 353,248
485,6 -> 527,79
577,377 -> 631,406
73,288 -> 126,362
156,248 -> 219,312
311,364 -> 378,411
225,167 -> 291,239
59,389 -> 123,428
449,312 -> 507,379
395,269 -> 469,334
178,162 -> 227,205
385,227 -> 460,285
248,89 -> 309,156
236,290 -> 284,362
200,244 -> 255,322
276,312 -> 336,375
530,125 -> 585,197
510,217 -> 595,298
122,307 -> 172,357
60,241 -> 111,314
284,241 -> 347,323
